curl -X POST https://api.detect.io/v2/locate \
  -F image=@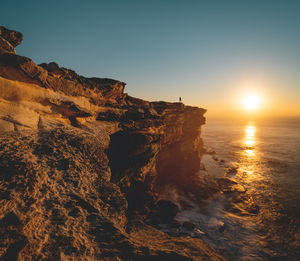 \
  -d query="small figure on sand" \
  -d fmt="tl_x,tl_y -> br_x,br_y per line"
179,97 -> 182,102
